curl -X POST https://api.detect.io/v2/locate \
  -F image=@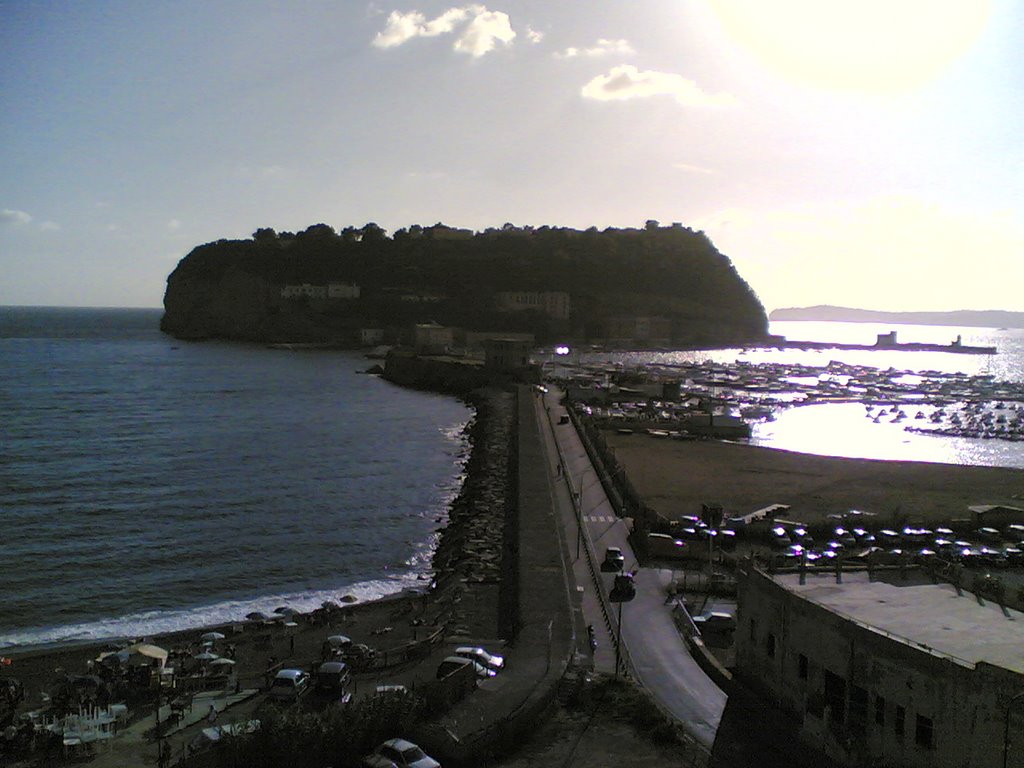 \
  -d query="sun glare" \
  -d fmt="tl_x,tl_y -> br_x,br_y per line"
707,0 -> 993,93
